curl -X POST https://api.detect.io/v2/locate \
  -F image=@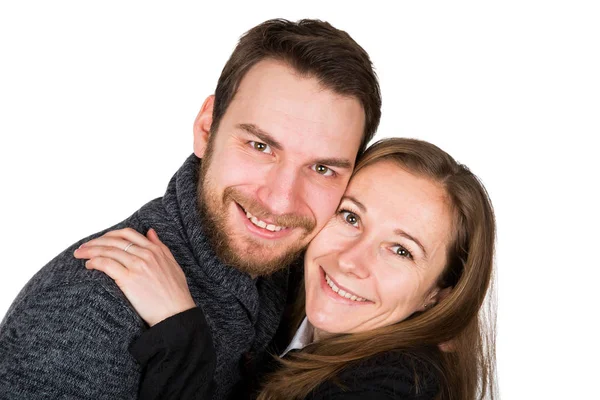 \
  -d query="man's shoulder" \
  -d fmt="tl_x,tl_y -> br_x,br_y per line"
4,238 -> 143,328
0,223 -> 149,399
0,265 -> 145,399
0,198 -> 170,398
5,216 -> 152,325
24,237 -> 119,295
5,195 -> 173,328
